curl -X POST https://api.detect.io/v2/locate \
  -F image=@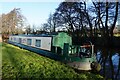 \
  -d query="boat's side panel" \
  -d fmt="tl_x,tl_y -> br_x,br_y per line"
32,37 -> 52,51
9,36 -> 52,51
